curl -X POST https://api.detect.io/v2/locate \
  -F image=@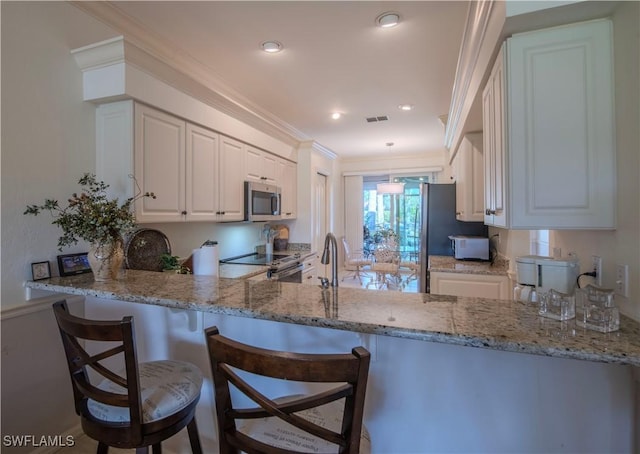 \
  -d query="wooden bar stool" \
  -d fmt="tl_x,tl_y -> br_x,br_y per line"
53,300 -> 203,454
204,326 -> 371,453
